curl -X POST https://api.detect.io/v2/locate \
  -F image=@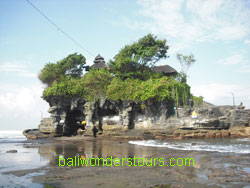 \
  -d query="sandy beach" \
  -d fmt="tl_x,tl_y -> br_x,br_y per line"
1,136 -> 249,188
